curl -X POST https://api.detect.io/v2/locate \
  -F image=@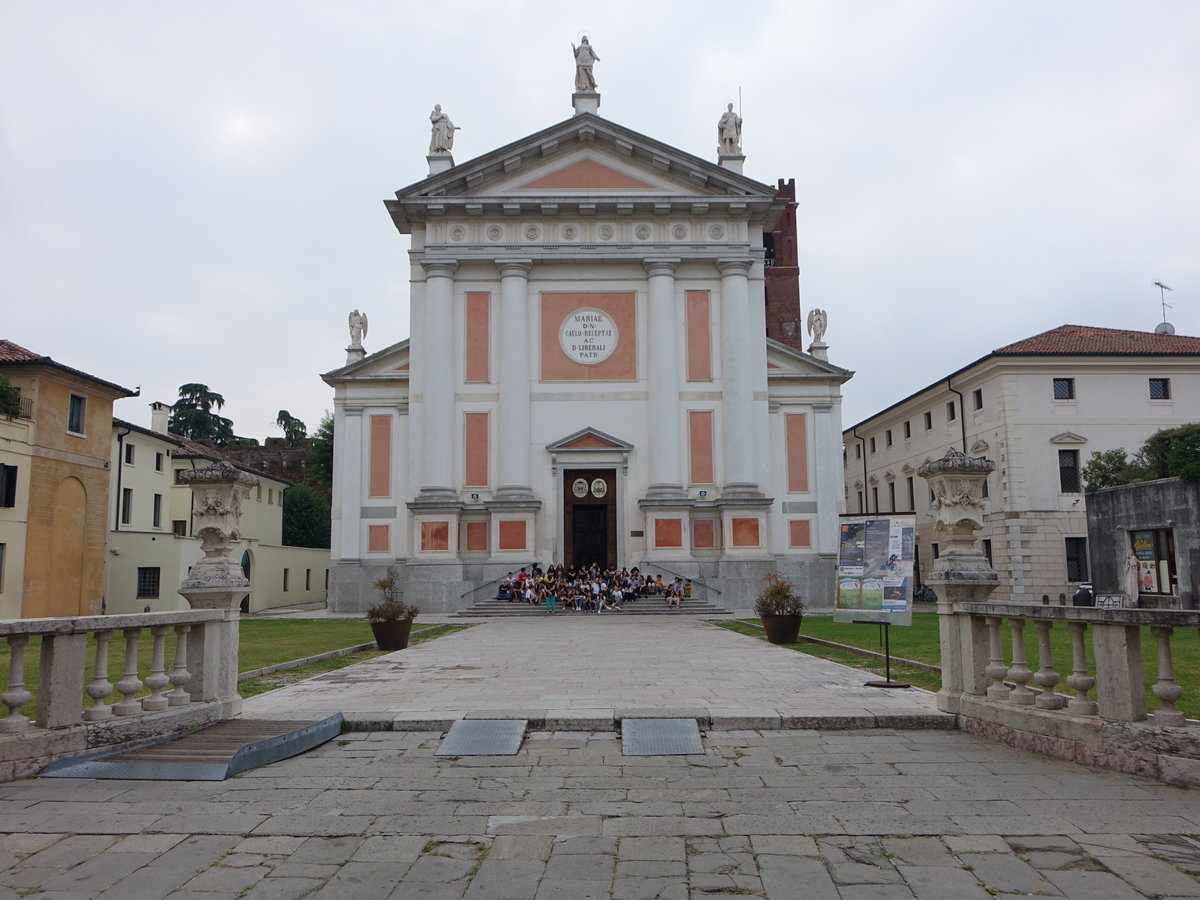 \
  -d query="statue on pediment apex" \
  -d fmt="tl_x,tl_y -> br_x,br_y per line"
572,36 -> 600,92
718,103 -> 742,155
